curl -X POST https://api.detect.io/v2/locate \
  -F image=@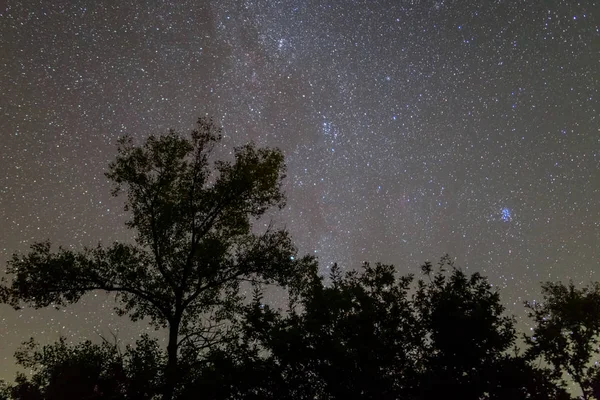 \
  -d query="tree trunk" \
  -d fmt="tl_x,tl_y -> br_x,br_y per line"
164,317 -> 181,400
